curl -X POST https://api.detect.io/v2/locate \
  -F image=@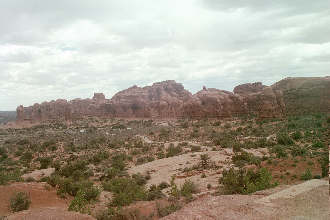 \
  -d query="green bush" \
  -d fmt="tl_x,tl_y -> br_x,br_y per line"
200,154 -> 210,169
166,145 -> 182,157
232,151 -> 261,167
147,184 -> 164,201
291,131 -> 302,140
276,133 -> 294,145
300,168 -> 312,180
68,185 -> 100,213
68,190 -> 88,213
38,157 -> 52,169
111,154 -> 127,171
311,141 -> 325,149
219,167 -> 275,194
180,180 -> 198,201
156,202 -> 182,217
319,153 -> 329,177
270,145 -> 288,158
103,177 -> 147,207
191,145 -> 201,152
0,169 -> 22,185
290,146 -> 307,157
158,181 -> 170,190
10,192 -> 31,212
20,152 -> 33,163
